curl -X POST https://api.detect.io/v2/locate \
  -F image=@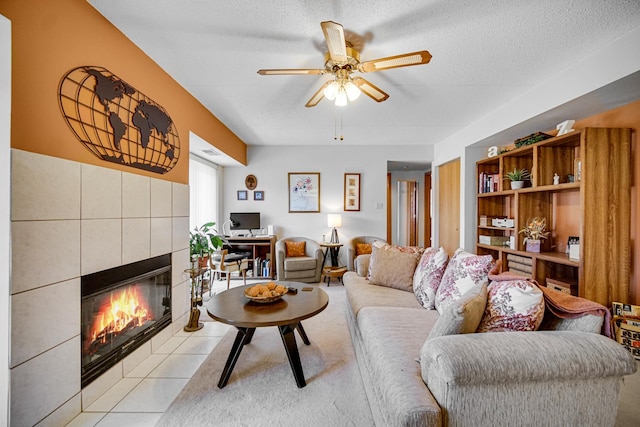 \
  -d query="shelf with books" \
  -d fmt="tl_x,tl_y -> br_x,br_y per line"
475,127 -> 631,306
